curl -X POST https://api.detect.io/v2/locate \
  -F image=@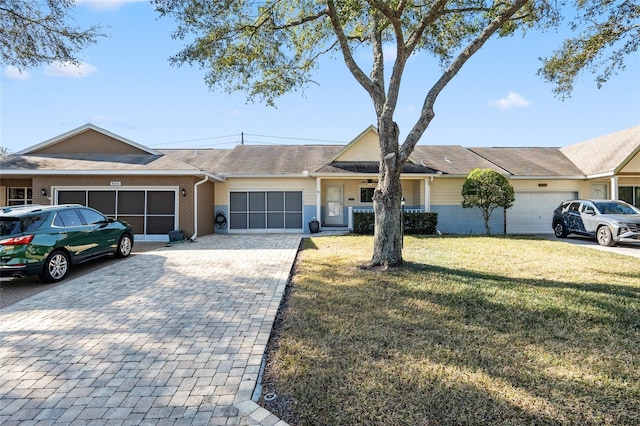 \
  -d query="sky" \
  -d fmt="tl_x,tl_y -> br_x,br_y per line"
1,0 -> 639,154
